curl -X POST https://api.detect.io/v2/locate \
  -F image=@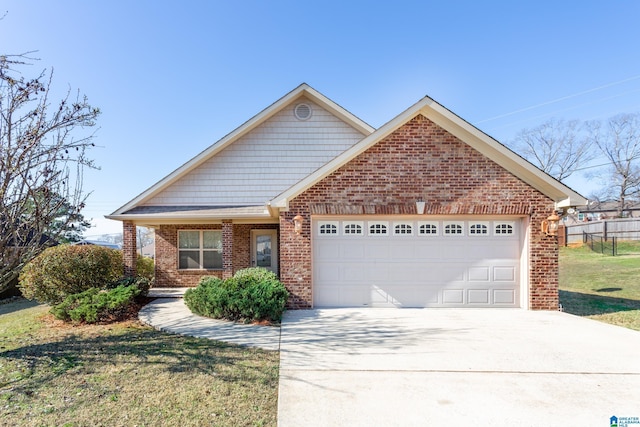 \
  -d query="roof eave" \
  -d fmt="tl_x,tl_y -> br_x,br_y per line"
272,96 -> 588,209
105,211 -> 279,226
